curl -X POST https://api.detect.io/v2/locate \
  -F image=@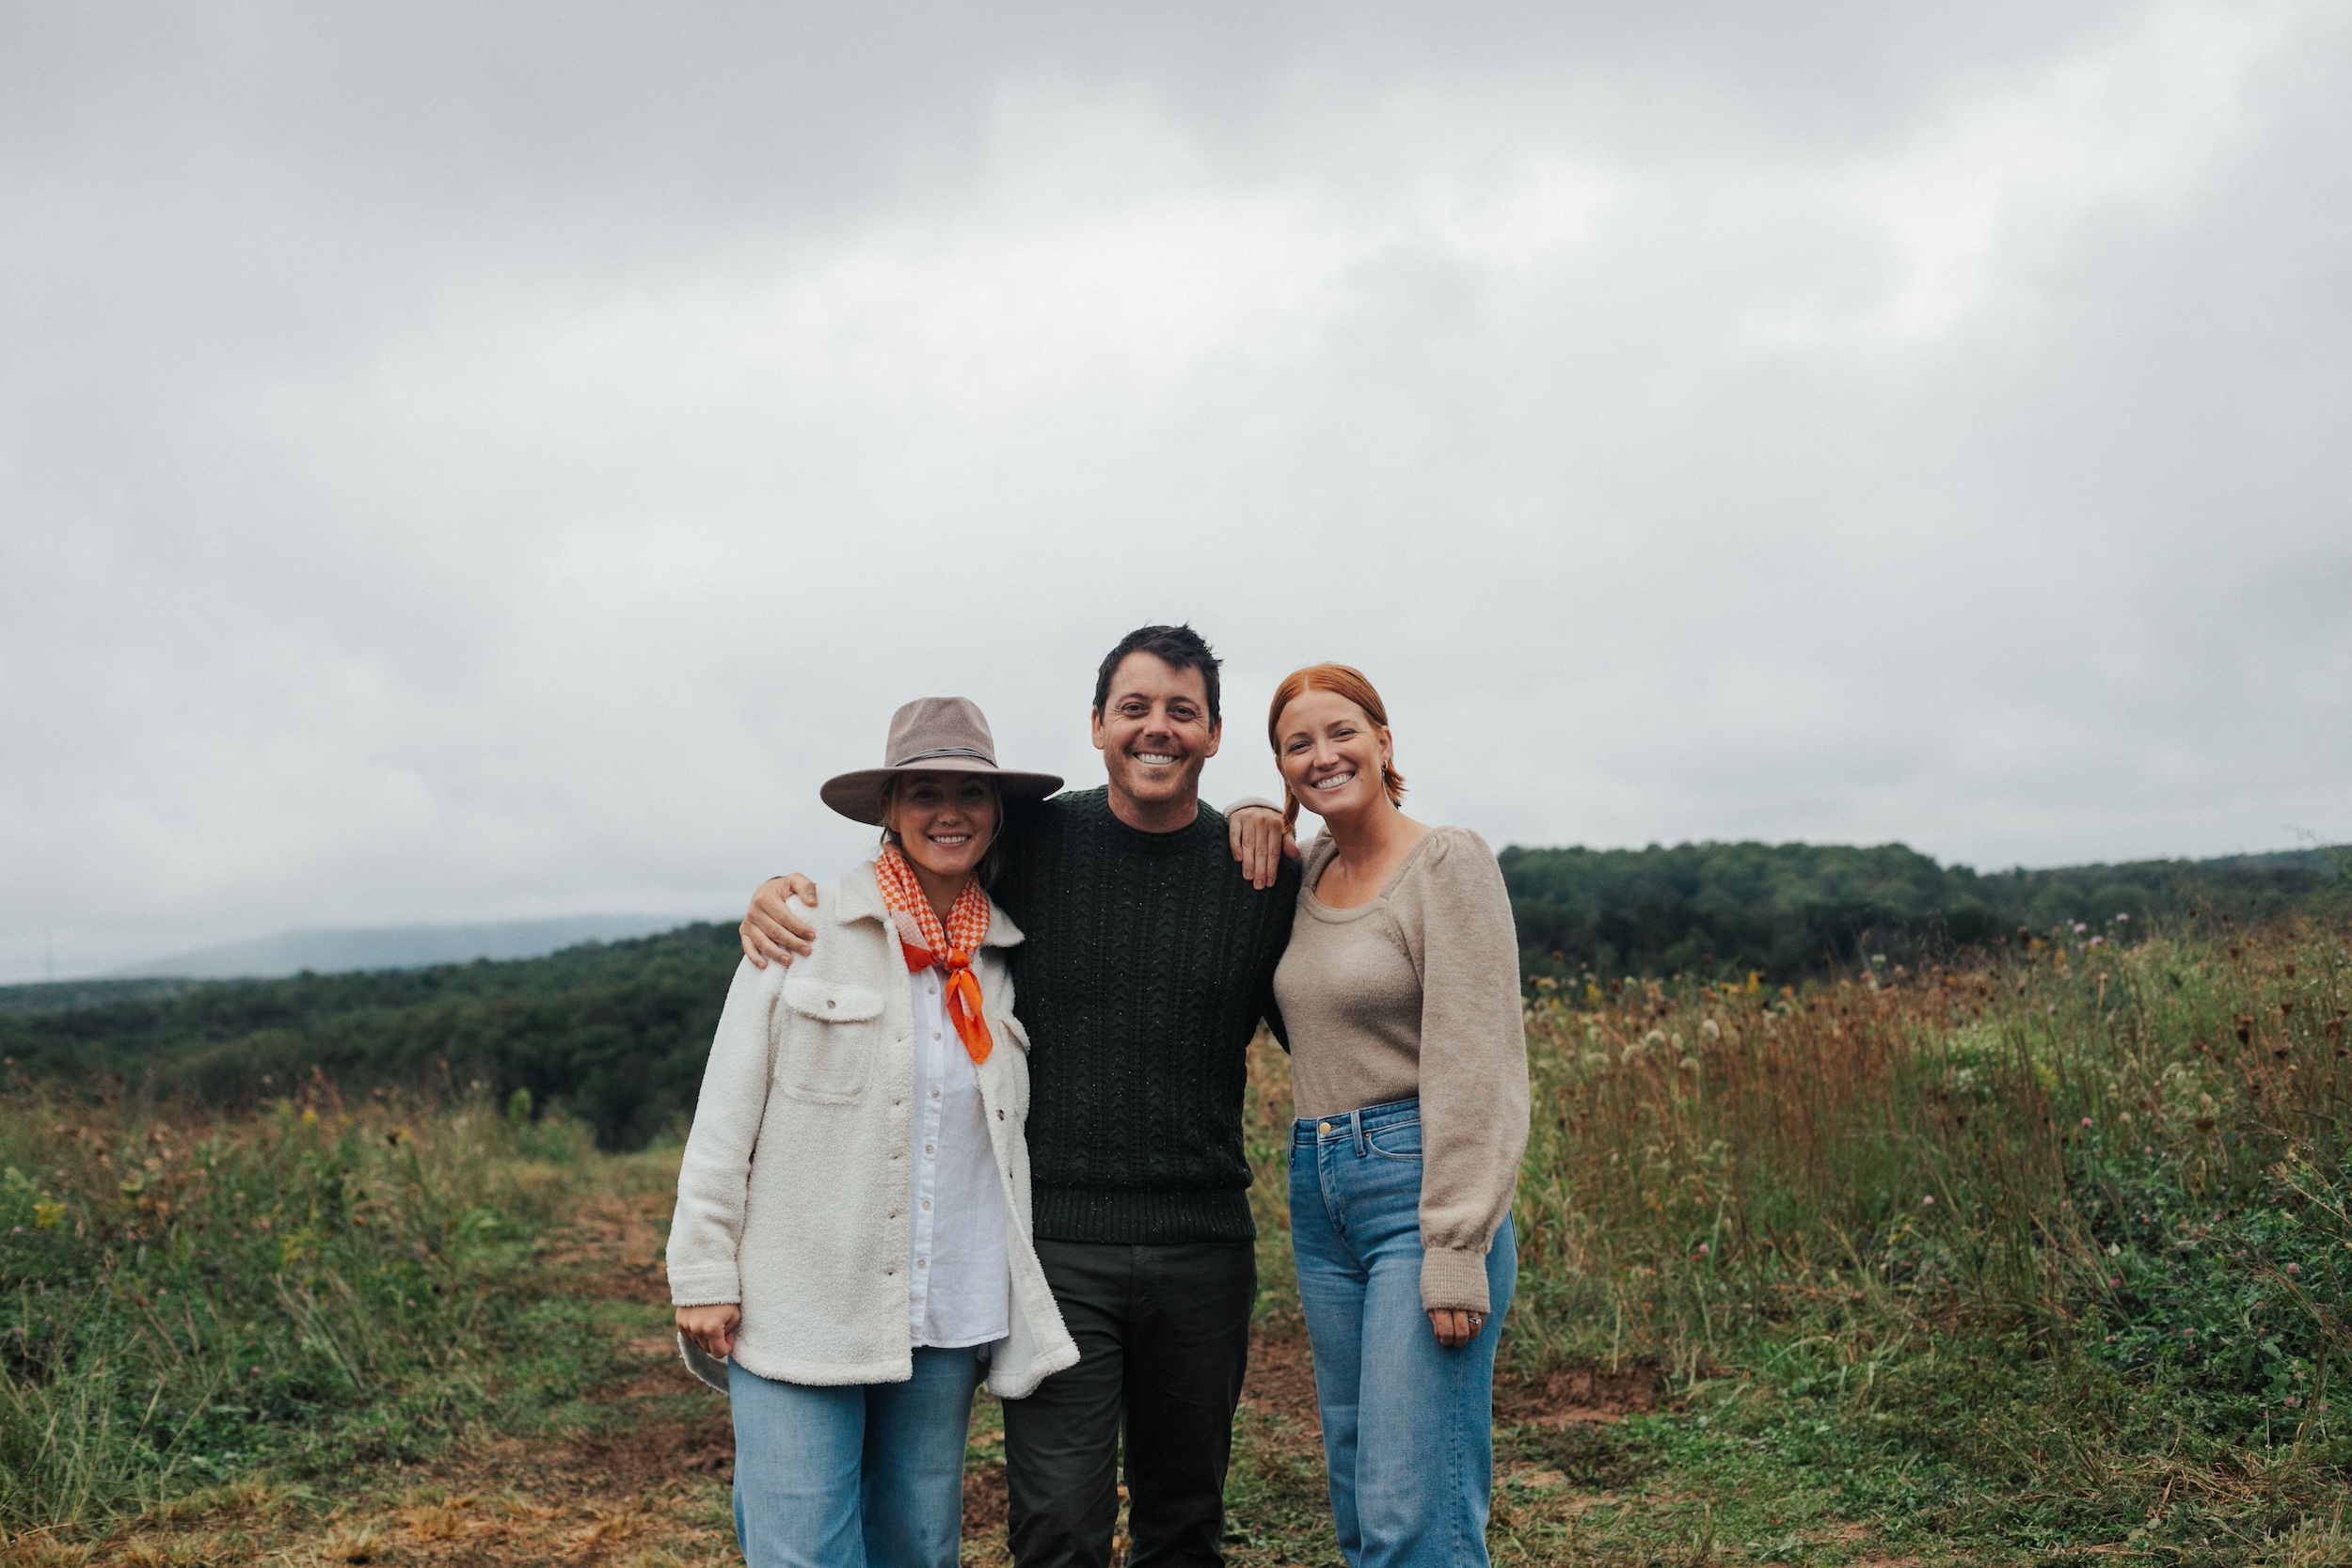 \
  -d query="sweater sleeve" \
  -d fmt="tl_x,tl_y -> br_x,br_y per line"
1393,829 -> 1530,1314
665,956 -> 783,1307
